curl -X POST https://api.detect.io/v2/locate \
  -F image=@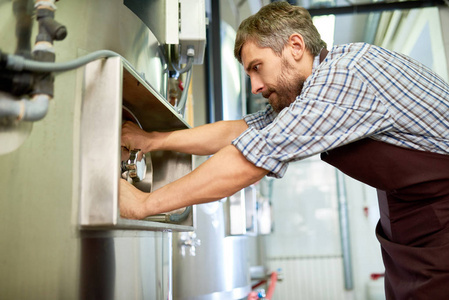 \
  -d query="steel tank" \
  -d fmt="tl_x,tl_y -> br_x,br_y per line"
170,18 -> 255,300
0,0 -> 192,299
173,201 -> 252,300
